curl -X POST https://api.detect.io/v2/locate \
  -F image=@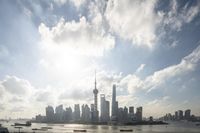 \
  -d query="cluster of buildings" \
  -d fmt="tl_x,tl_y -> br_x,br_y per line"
34,74 -> 143,124
160,109 -> 199,121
